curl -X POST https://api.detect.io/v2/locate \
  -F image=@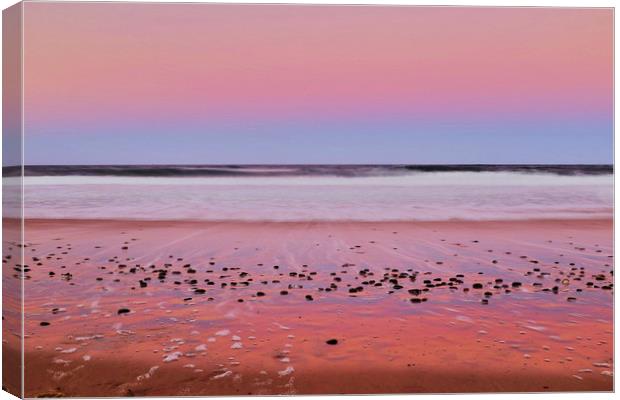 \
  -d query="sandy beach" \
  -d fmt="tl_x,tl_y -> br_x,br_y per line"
3,217 -> 613,396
